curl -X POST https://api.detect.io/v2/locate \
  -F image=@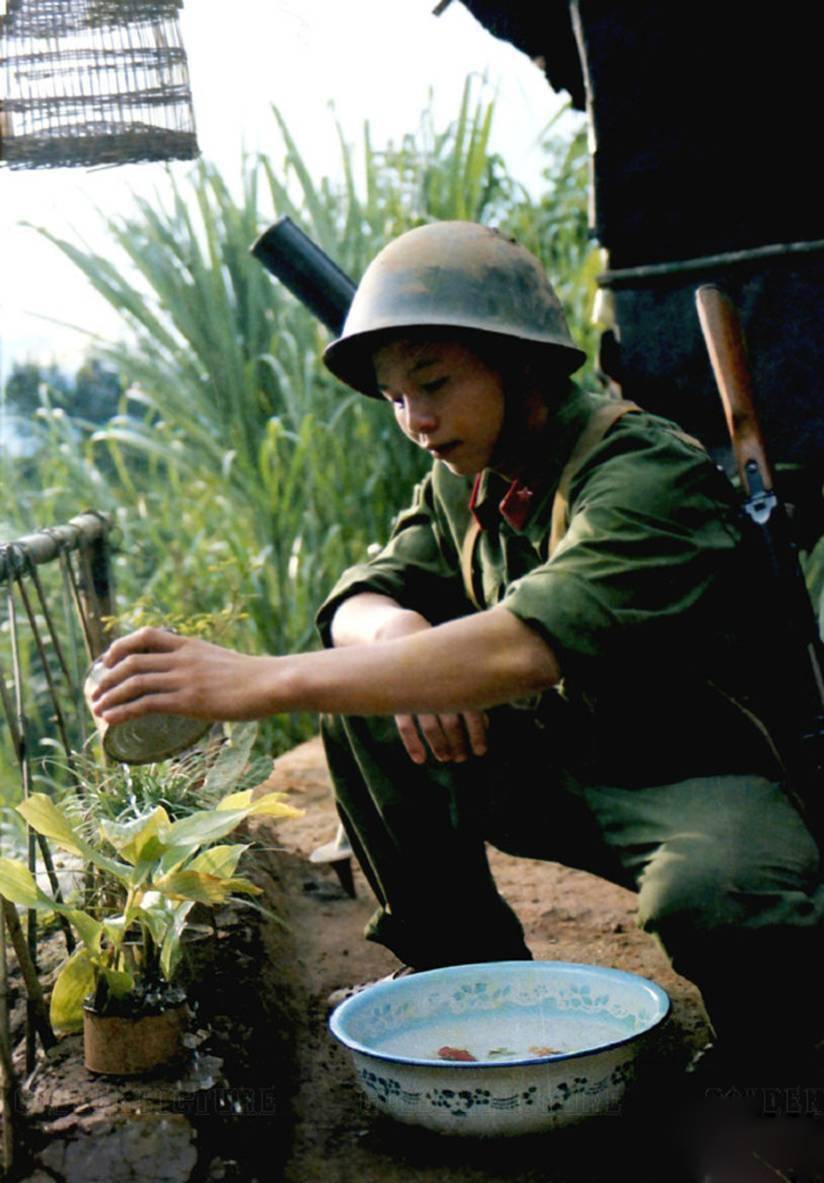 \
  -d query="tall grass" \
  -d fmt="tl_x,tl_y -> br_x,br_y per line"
5,81 -> 595,756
